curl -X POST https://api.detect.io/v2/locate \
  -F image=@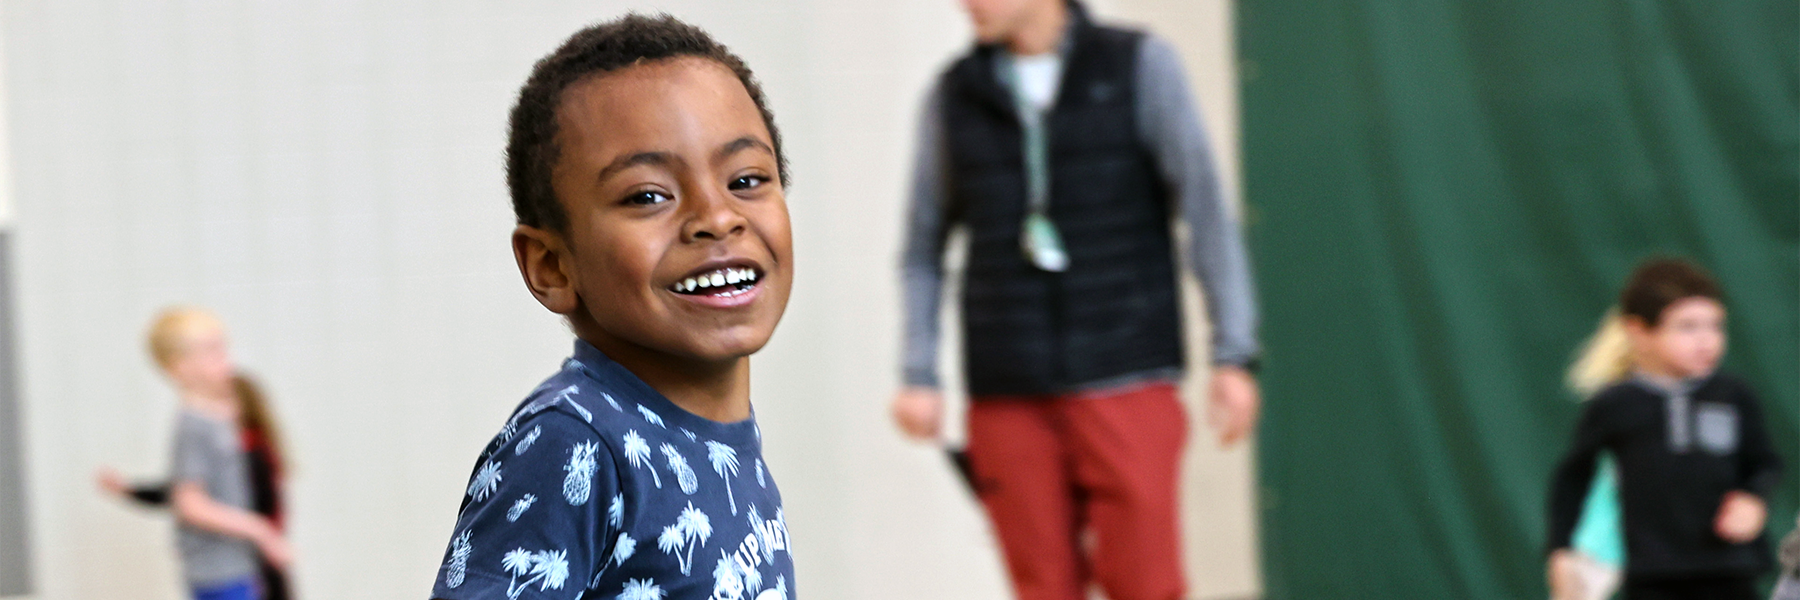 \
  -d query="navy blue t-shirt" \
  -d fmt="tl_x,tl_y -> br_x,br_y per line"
432,341 -> 794,600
